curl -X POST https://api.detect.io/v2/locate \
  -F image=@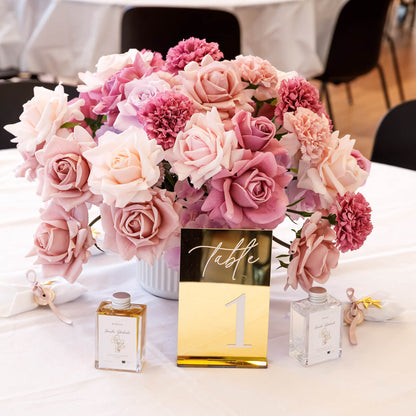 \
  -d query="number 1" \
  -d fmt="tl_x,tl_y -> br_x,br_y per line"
226,294 -> 252,348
